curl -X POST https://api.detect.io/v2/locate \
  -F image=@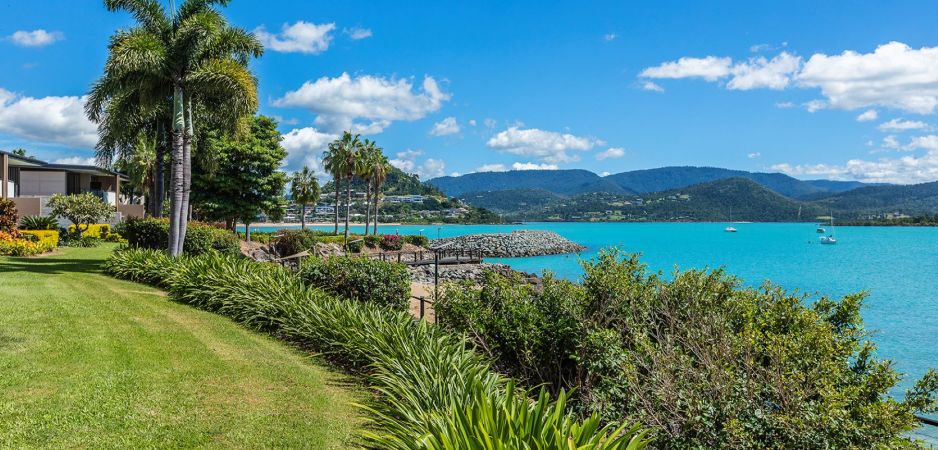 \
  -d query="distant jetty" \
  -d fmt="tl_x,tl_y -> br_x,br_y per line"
431,230 -> 585,257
